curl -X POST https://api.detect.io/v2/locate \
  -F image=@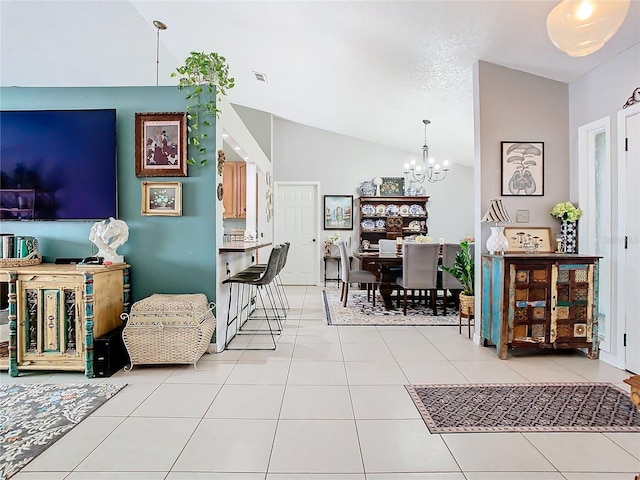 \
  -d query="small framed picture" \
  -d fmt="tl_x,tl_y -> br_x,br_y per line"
504,226 -> 552,253
135,112 -> 188,177
501,141 -> 544,196
379,177 -> 405,196
324,195 -> 353,230
141,181 -> 182,216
